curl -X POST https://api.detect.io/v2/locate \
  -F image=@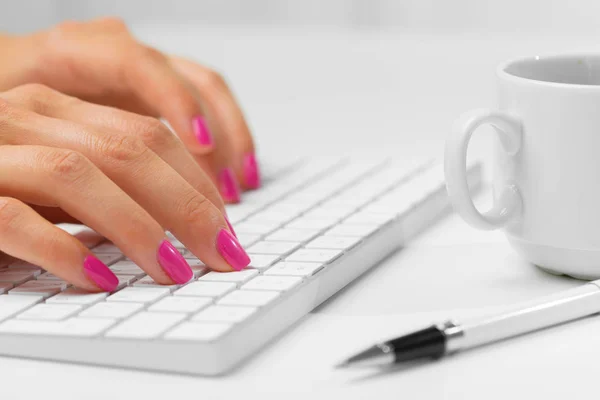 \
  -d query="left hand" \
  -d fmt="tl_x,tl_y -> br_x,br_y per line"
2,17 -> 260,203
